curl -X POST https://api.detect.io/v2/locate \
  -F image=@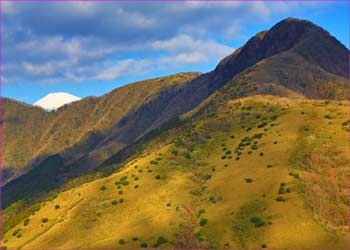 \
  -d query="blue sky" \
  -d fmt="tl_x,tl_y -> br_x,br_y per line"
2,1 -> 349,104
